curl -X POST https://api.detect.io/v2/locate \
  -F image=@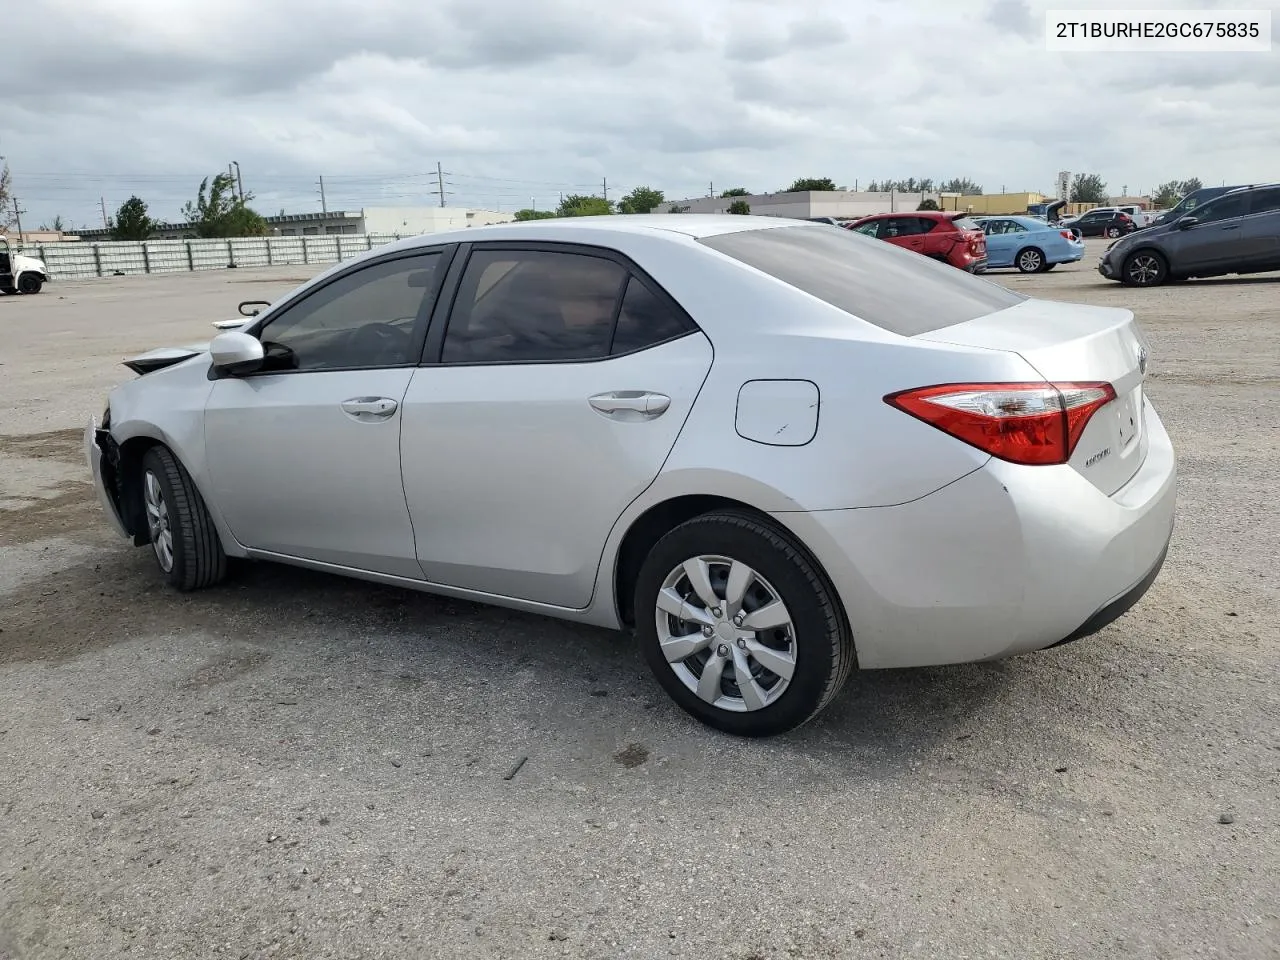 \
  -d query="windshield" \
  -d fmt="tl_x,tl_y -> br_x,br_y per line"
700,225 -> 1024,337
